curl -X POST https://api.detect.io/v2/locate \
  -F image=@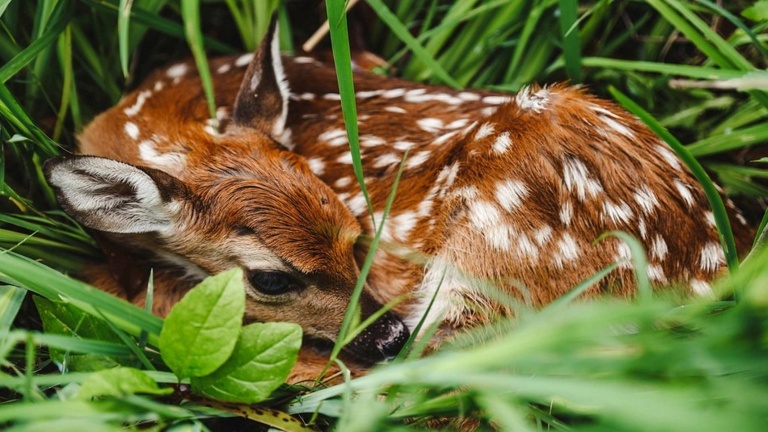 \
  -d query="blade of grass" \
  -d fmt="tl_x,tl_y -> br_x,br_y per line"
0,250 -> 163,345
180,0 -> 217,124
365,0 -> 461,88
325,0 -> 373,222
558,0 -> 582,82
0,285 -> 25,334
0,0 -> 74,84
118,0 -> 134,78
